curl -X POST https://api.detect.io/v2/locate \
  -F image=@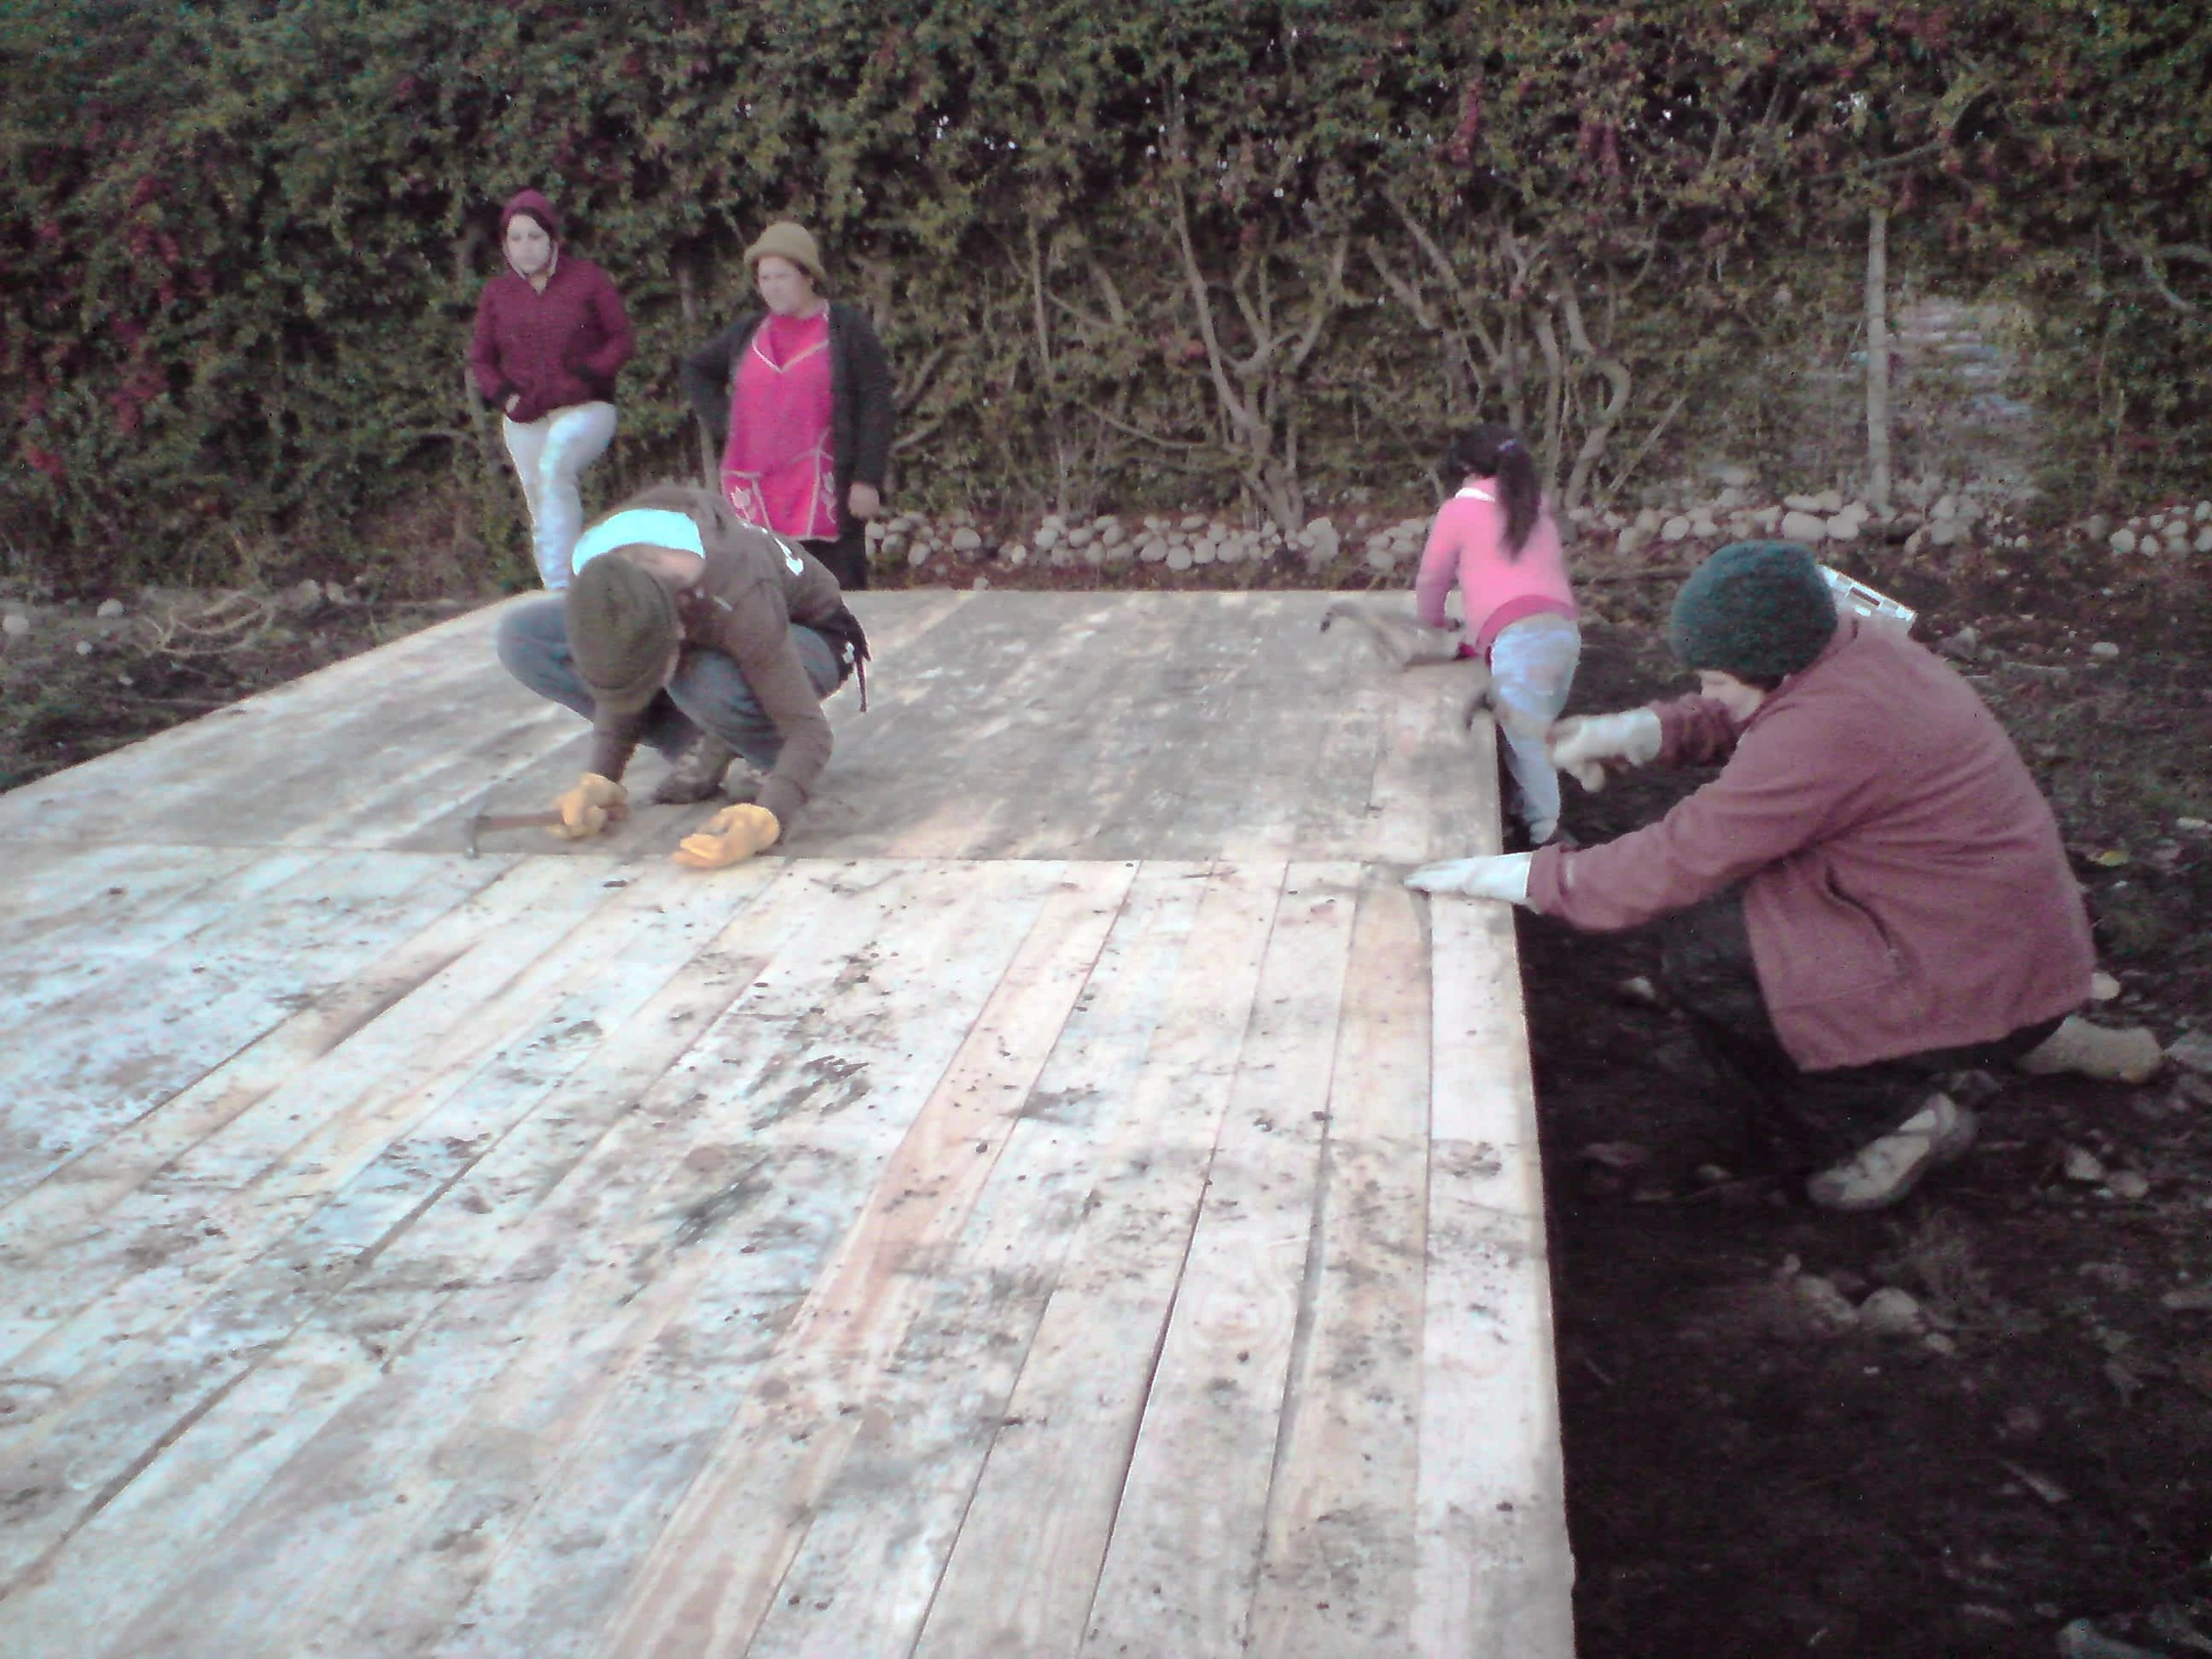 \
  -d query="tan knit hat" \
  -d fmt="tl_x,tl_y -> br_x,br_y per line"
567,556 -> 680,716
743,221 -> 825,287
